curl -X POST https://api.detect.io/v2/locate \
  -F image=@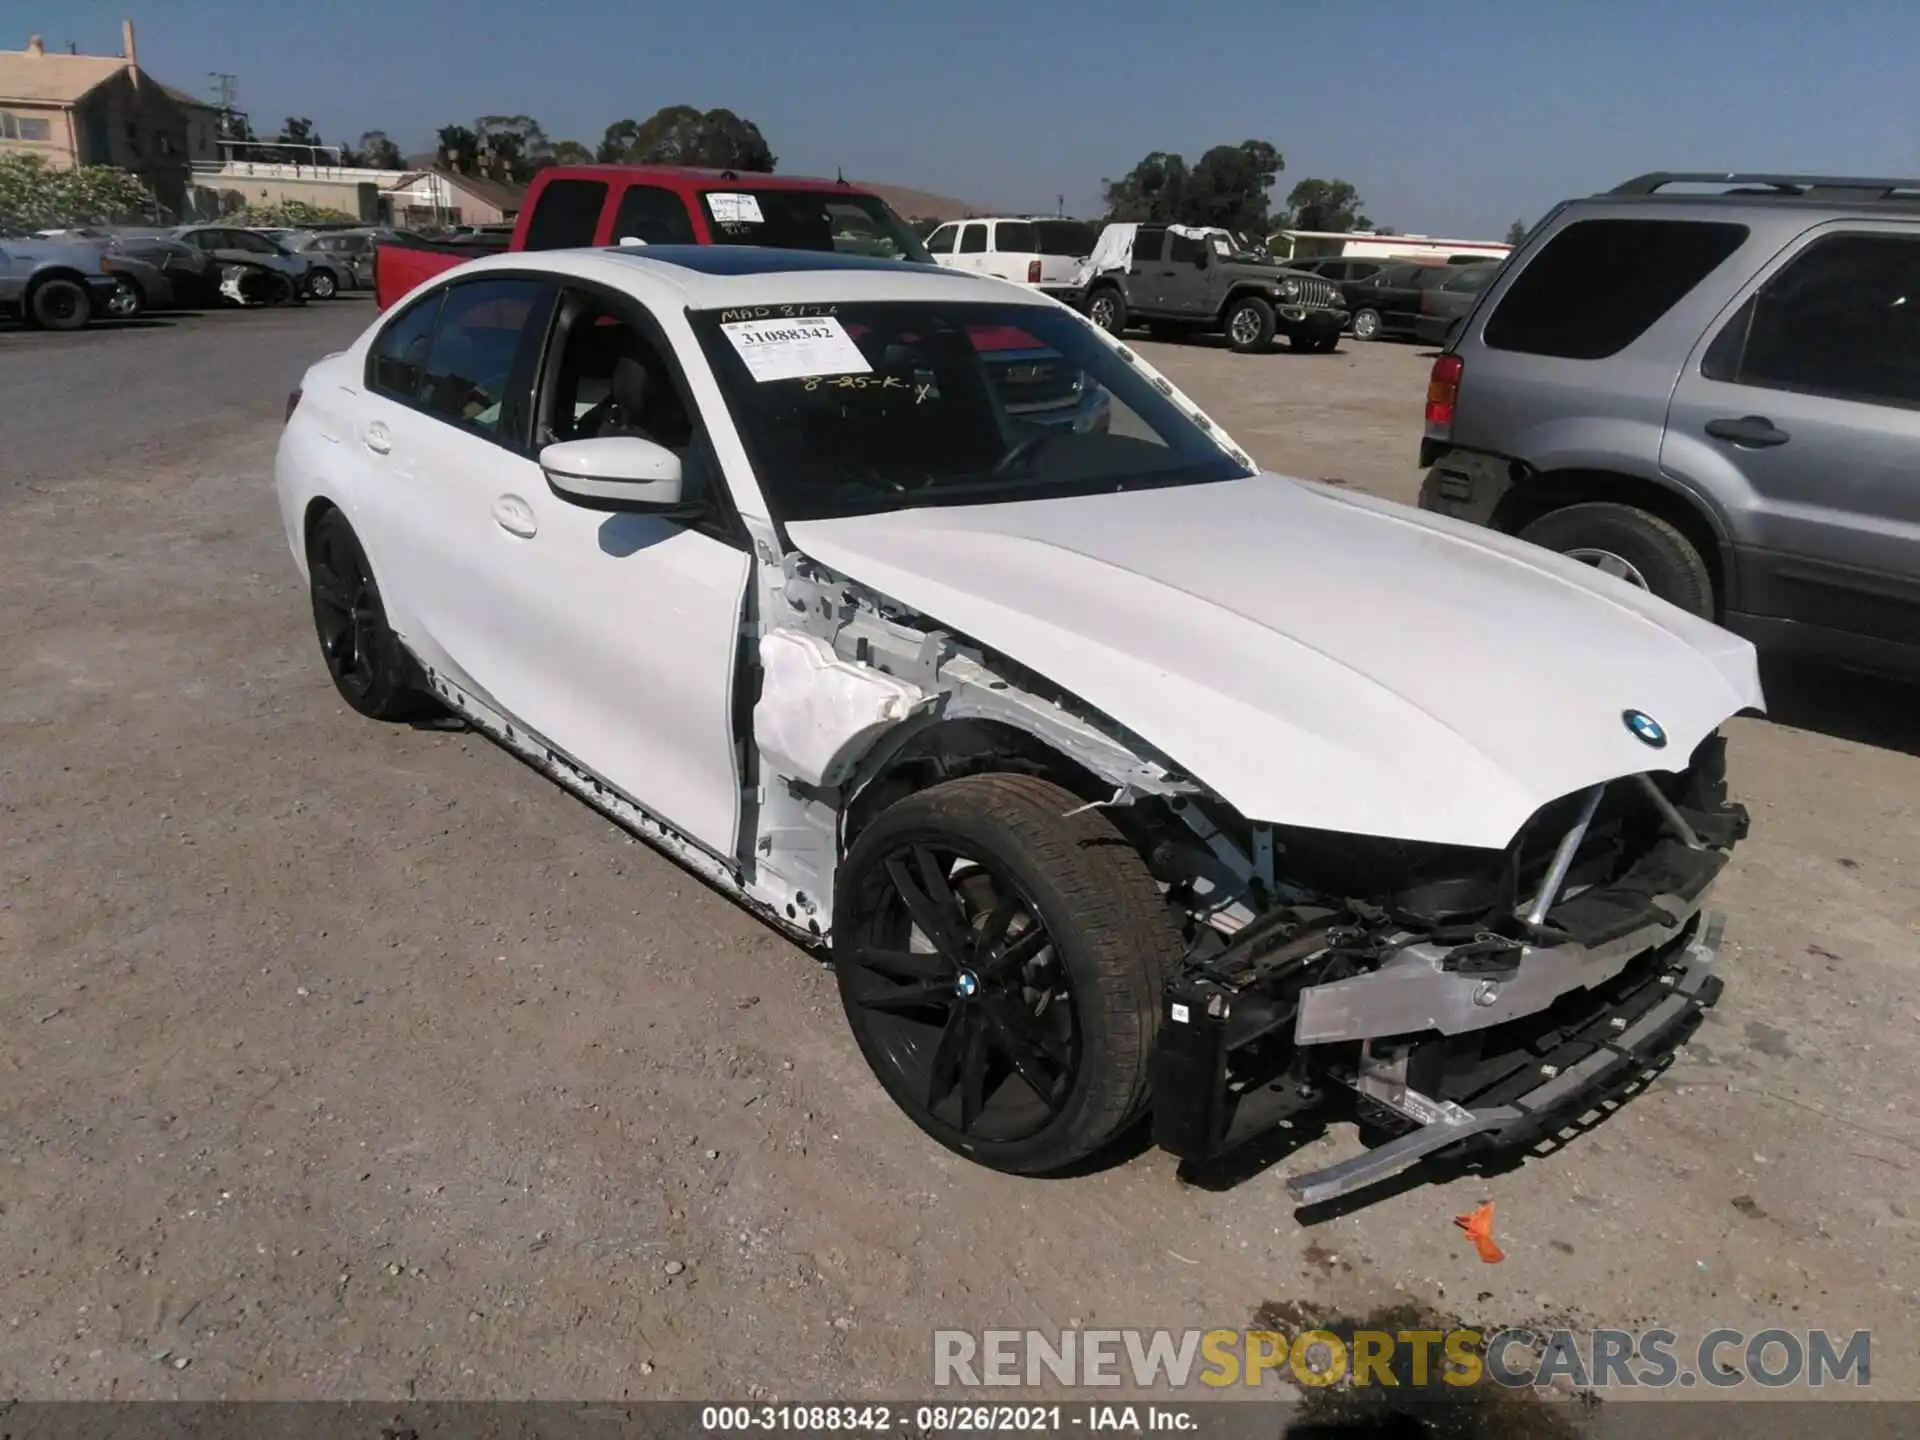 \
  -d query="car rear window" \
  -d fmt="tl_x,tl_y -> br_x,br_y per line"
994,221 -> 1037,253
1033,221 -> 1097,257
522,179 -> 608,251
1484,218 -> 1749,360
